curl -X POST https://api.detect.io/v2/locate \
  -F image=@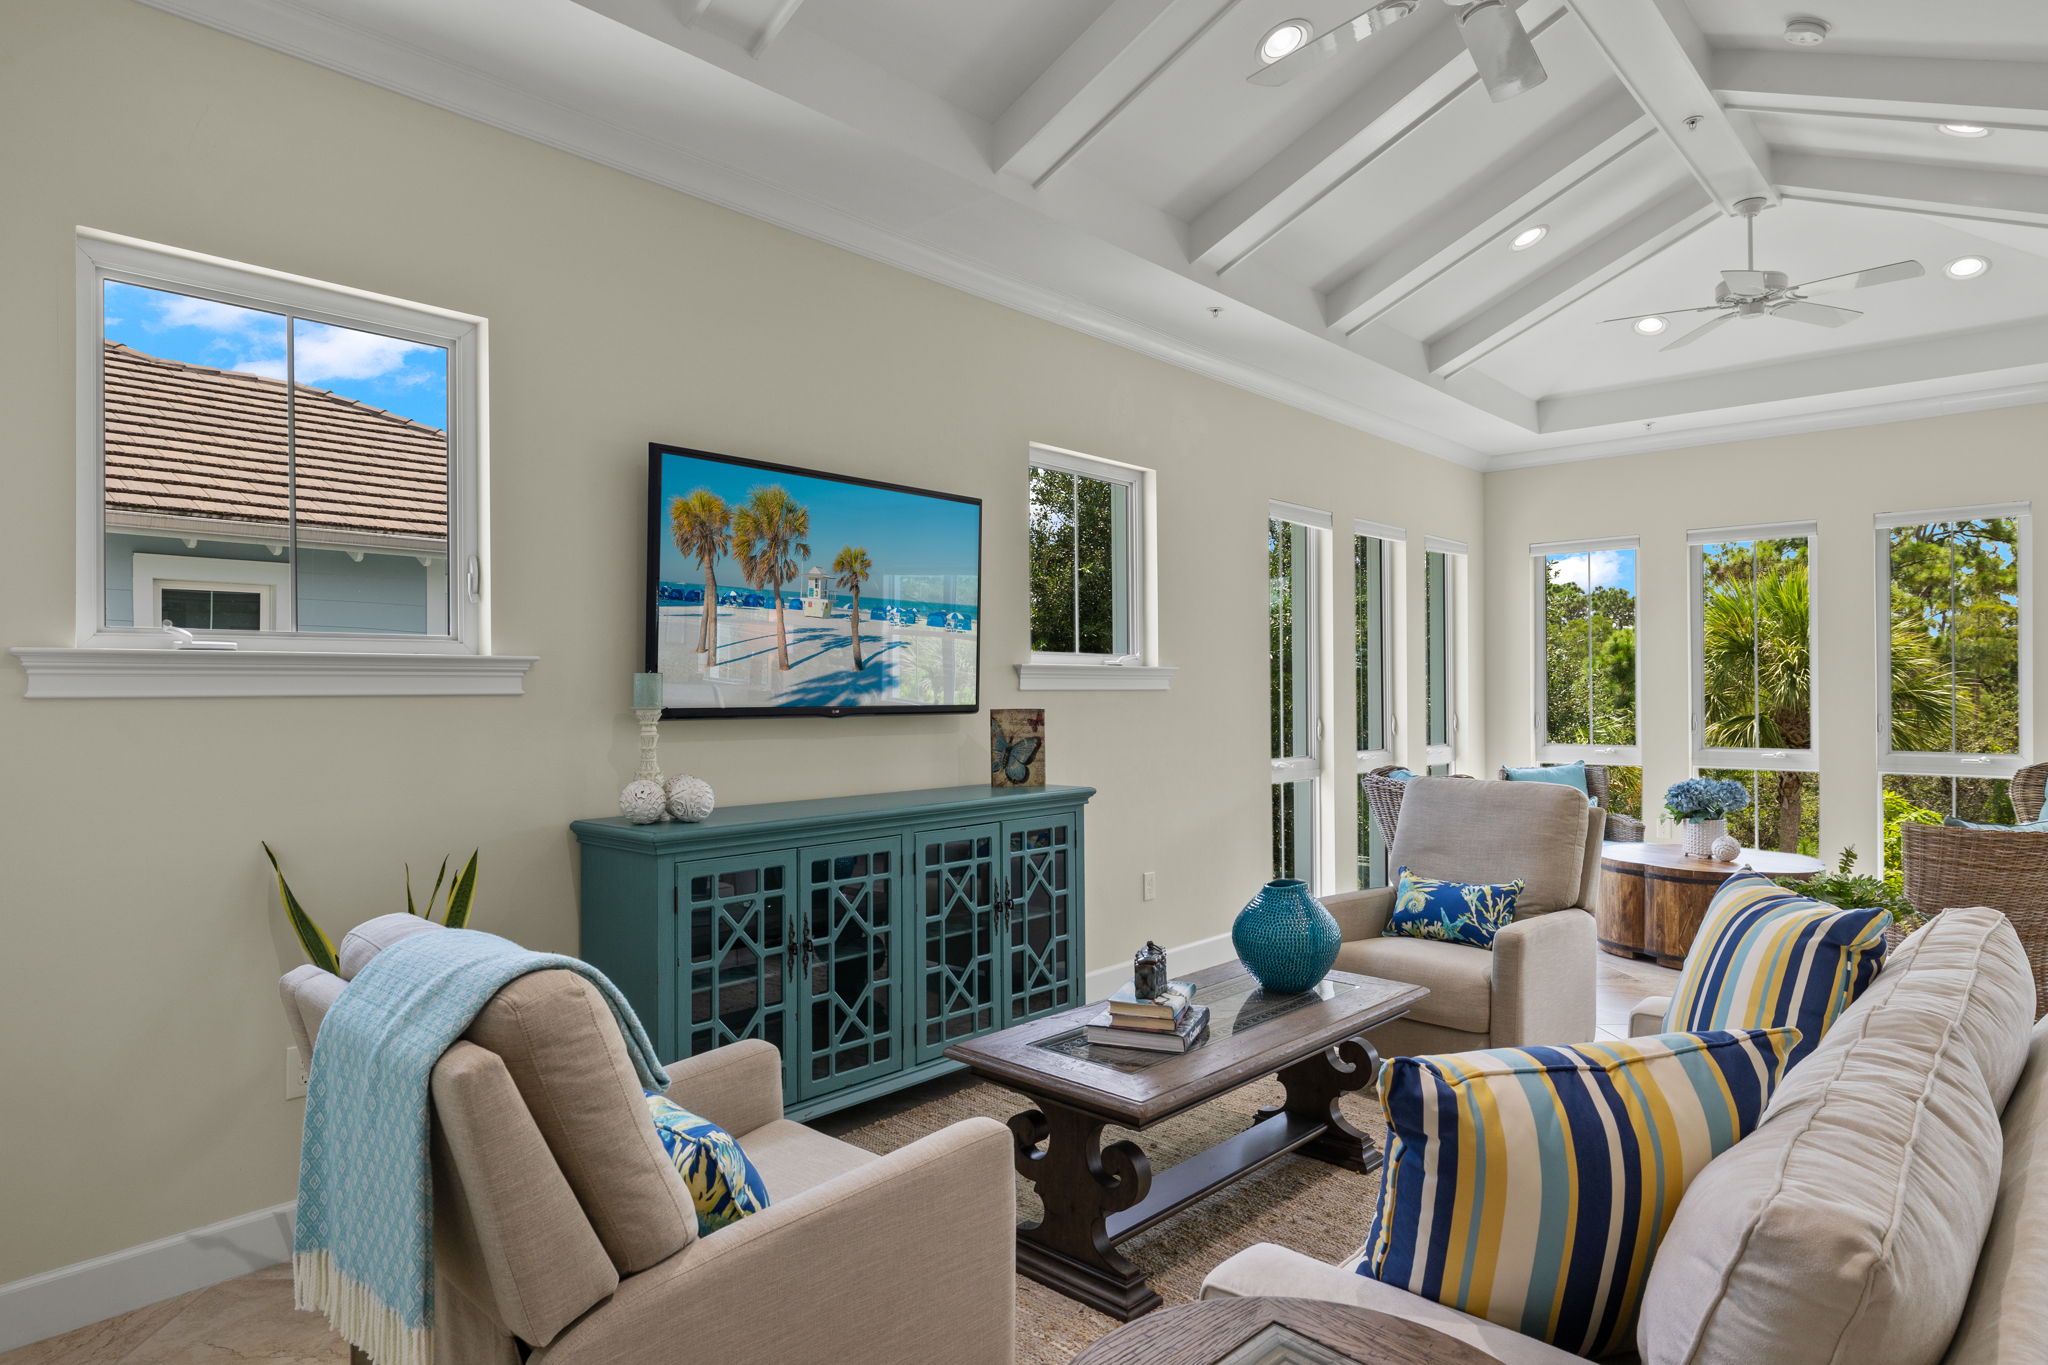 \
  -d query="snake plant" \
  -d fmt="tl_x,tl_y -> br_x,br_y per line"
264,844 -> 481,970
